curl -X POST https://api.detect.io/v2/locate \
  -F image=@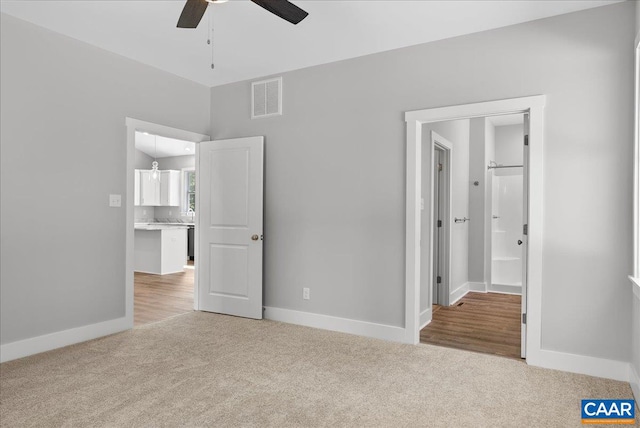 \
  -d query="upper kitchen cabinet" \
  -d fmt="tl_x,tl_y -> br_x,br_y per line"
136,169 -> 180,207
160,170 -> 180,206
139,170 -> 160,206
